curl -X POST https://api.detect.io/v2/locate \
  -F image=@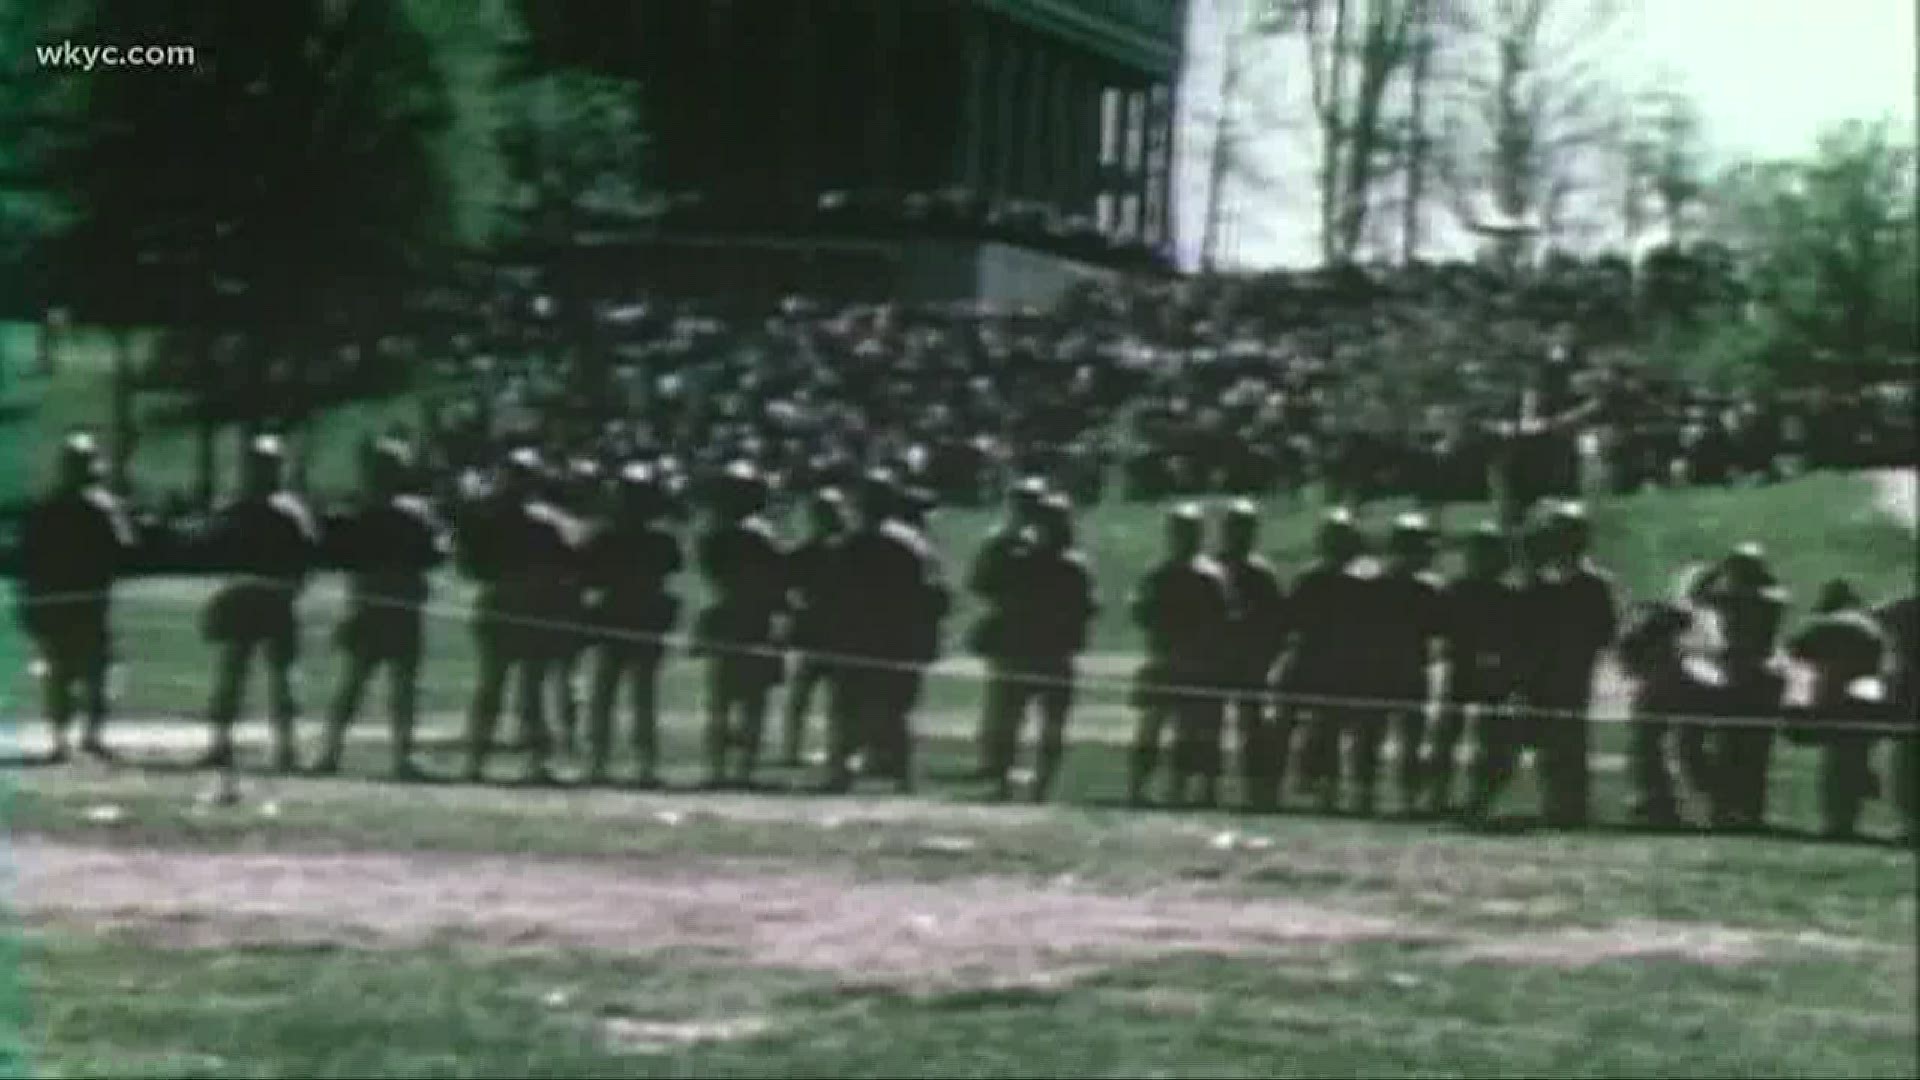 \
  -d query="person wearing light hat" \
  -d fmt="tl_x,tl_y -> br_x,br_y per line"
964,474 -> 1050,779
313,437 -> 449,779
1213,498 -> 1287,811
1785,597 -> 1898,840
578,461 -> 684,786
1870,591 -> 1917,842
693,460 -> 787,789
548,457 -> 607,758
458,445 -> 577,784
1685,540 -> 1790,830
1276,508 -> 1374,813
1615,598 -> 1720,828
199,433 -> 320,773
1518,499 -> 1617,829
1361,510 -> 1445,817
818,468 -> 948,794
16,431 -> 135,762
779,487 -> 850,768
1127,503 -> 1233,808
981,492 -> 1097,803
1435,522 -> 1525,819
